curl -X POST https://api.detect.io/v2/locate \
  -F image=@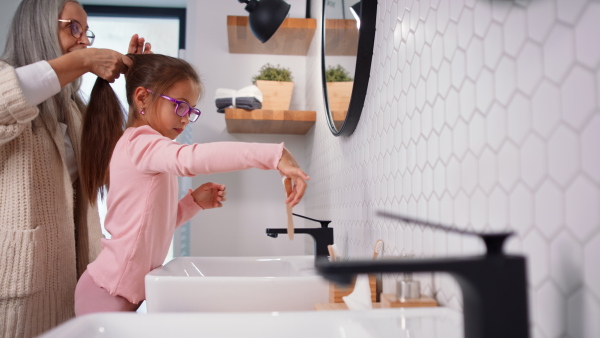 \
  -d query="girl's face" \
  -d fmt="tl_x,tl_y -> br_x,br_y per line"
147,79 -> 201,140
58,2 -> 92,54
